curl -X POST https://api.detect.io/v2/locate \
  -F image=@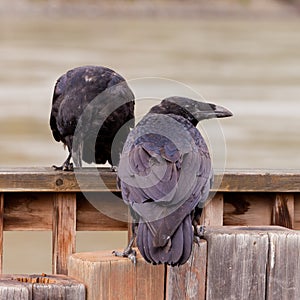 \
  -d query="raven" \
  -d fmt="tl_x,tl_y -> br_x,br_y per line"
50,65 -> 135,171
115,96 -> 232,266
